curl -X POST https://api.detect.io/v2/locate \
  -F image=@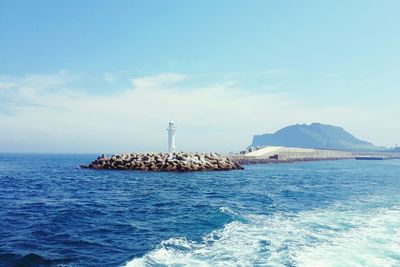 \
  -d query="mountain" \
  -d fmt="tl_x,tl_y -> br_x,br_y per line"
251,123 -> 383,151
